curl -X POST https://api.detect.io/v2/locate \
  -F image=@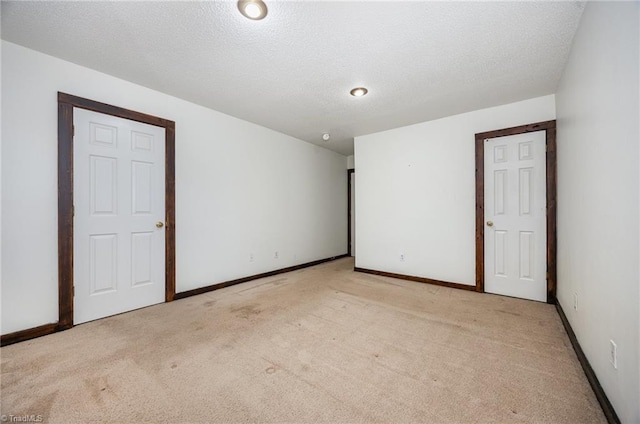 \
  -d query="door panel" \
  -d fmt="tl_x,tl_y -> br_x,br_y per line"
519,231 -> 534,279
90,155 -> 117,215
90,234 -> 117,294
74,108 -> 166,324
132,161 -> 153,214
484,131 -> 546,302
494,169 -> 507,215
494,230 -> 507,276
131,232 -> 154,286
